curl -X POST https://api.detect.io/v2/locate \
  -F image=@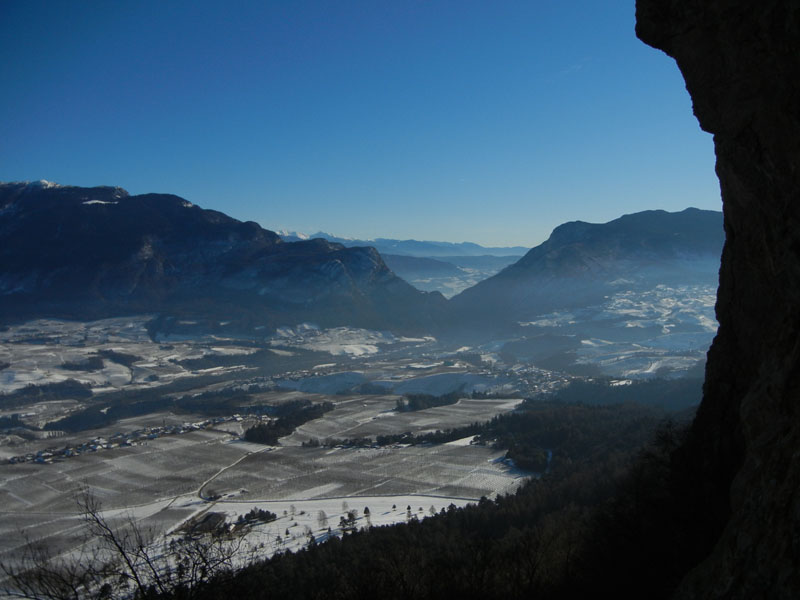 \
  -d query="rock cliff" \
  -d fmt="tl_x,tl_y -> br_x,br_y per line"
636,1 -> 800,597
